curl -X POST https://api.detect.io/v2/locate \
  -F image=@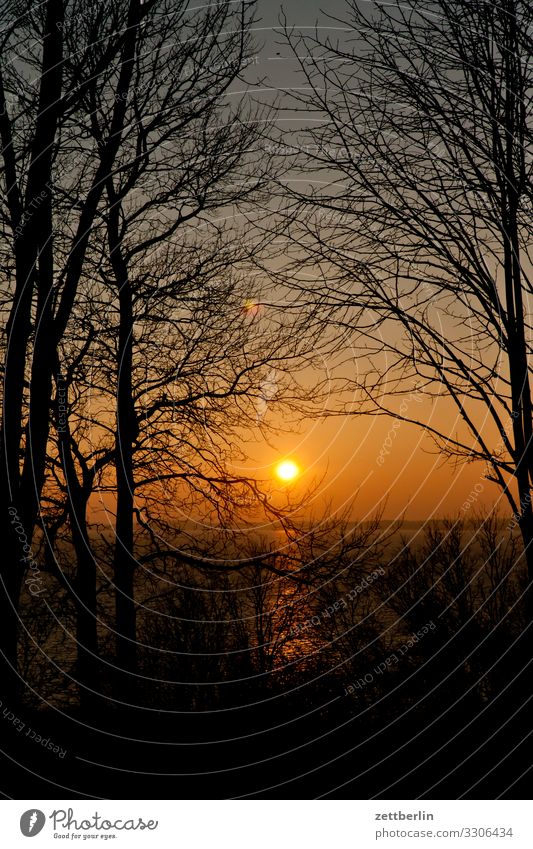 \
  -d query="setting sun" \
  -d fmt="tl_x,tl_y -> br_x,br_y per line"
275,459 -> 300,482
